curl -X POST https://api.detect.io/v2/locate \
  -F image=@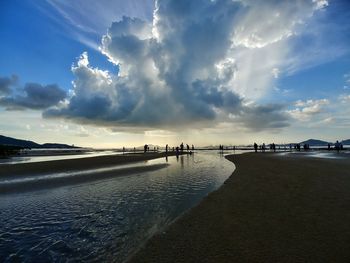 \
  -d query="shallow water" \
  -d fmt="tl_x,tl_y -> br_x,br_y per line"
0,151 -> 234,262
278,151 -> 347,159
0,150 -> 128,165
